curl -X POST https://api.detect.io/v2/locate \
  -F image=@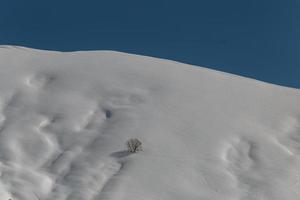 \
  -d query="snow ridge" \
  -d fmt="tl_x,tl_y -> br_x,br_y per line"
0,46 -> 300,200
